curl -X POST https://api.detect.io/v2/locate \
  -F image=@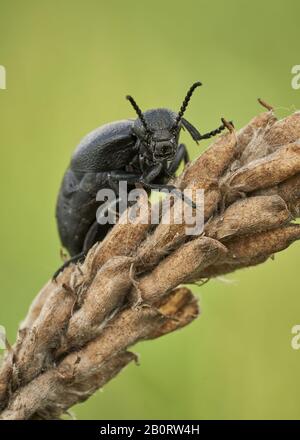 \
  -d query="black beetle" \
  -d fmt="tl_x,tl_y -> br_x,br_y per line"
55,82 -> 226,275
